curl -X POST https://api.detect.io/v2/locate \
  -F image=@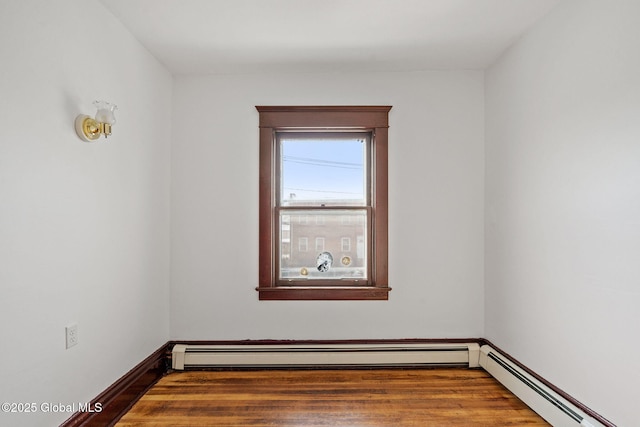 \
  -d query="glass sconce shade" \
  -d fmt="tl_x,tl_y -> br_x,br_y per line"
94,100 -> 117,125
